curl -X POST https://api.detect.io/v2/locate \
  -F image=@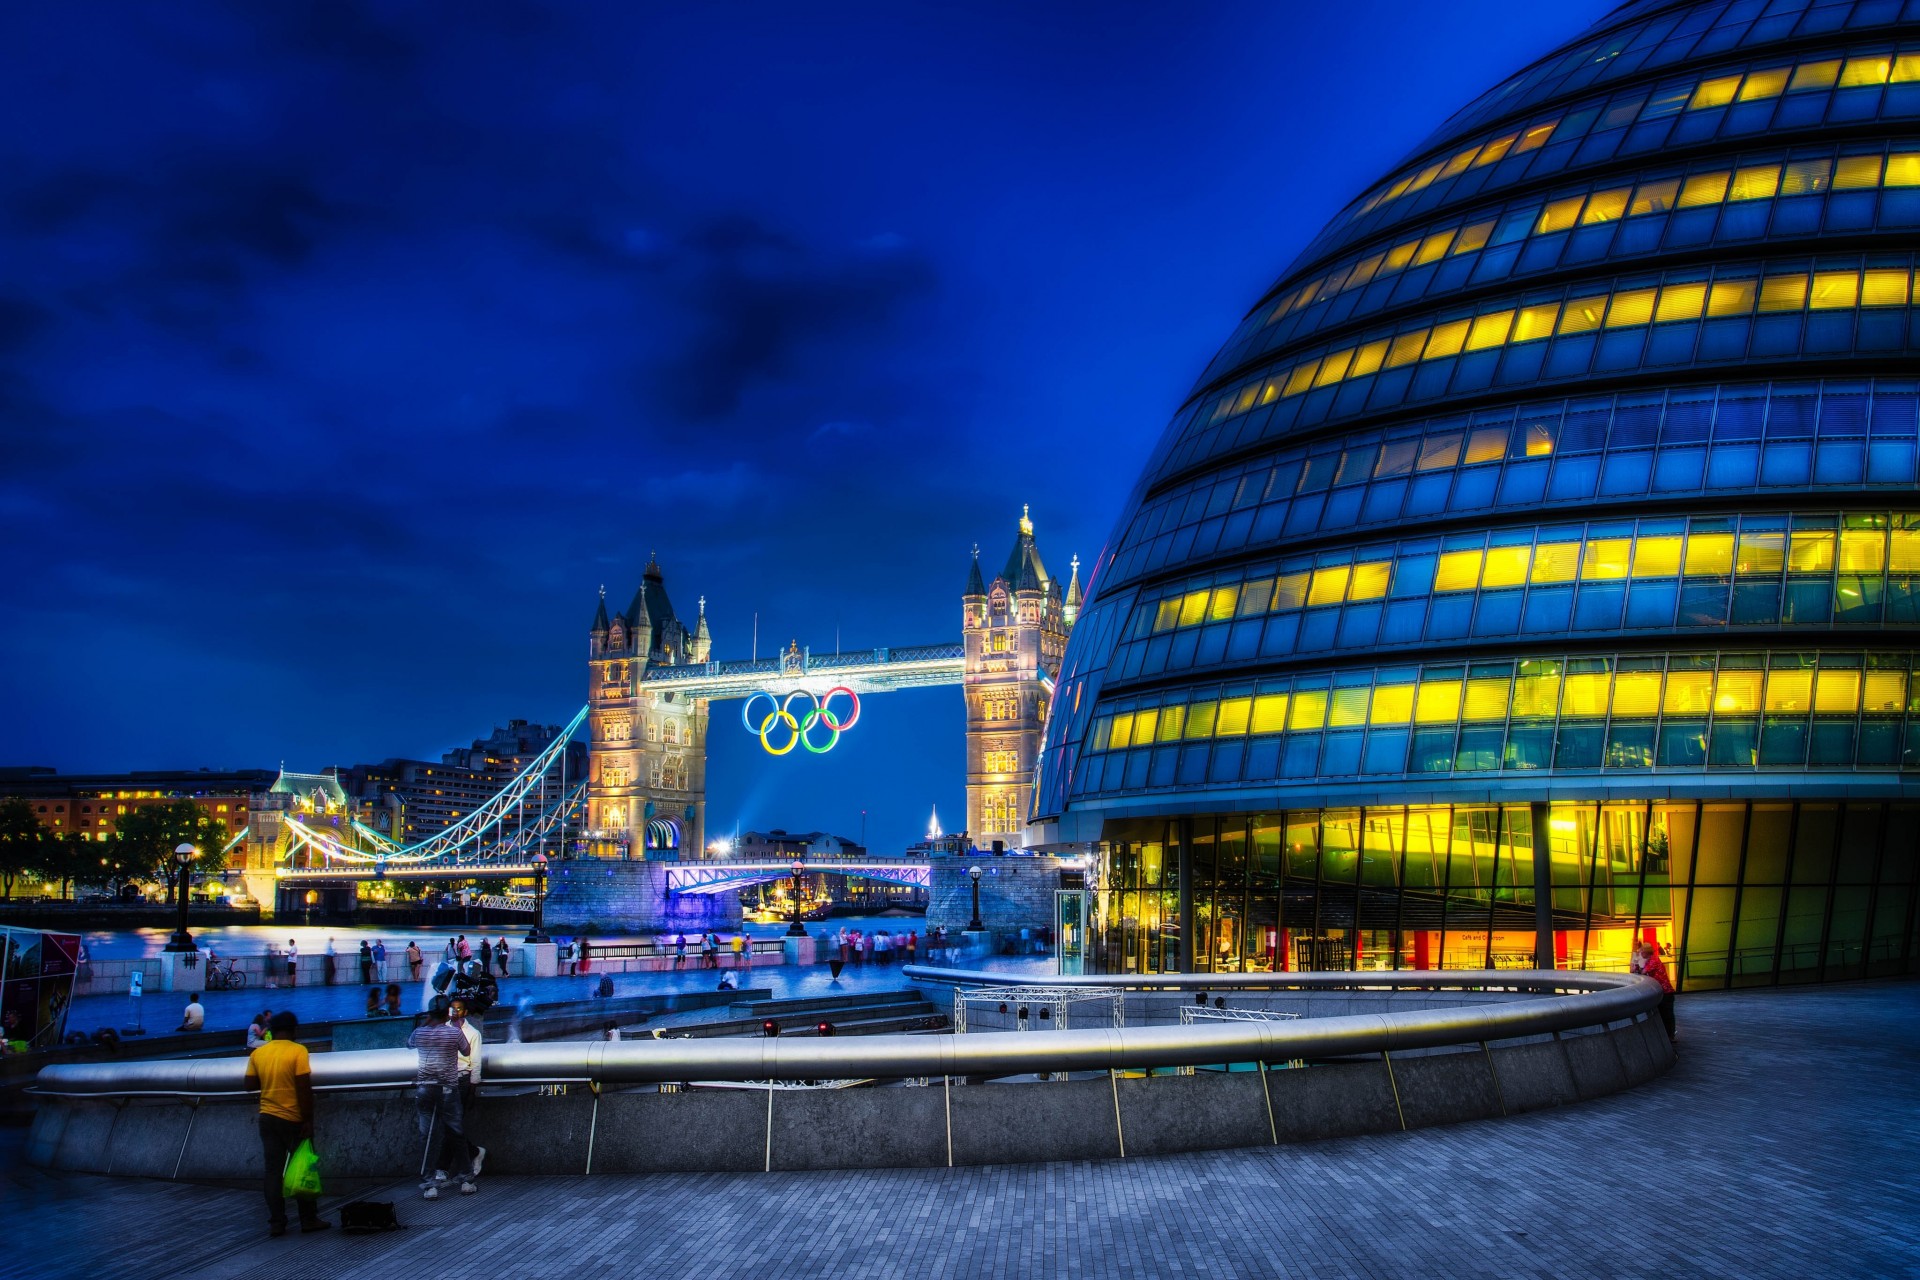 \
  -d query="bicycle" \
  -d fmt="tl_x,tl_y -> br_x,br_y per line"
204,957 -> 247,991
